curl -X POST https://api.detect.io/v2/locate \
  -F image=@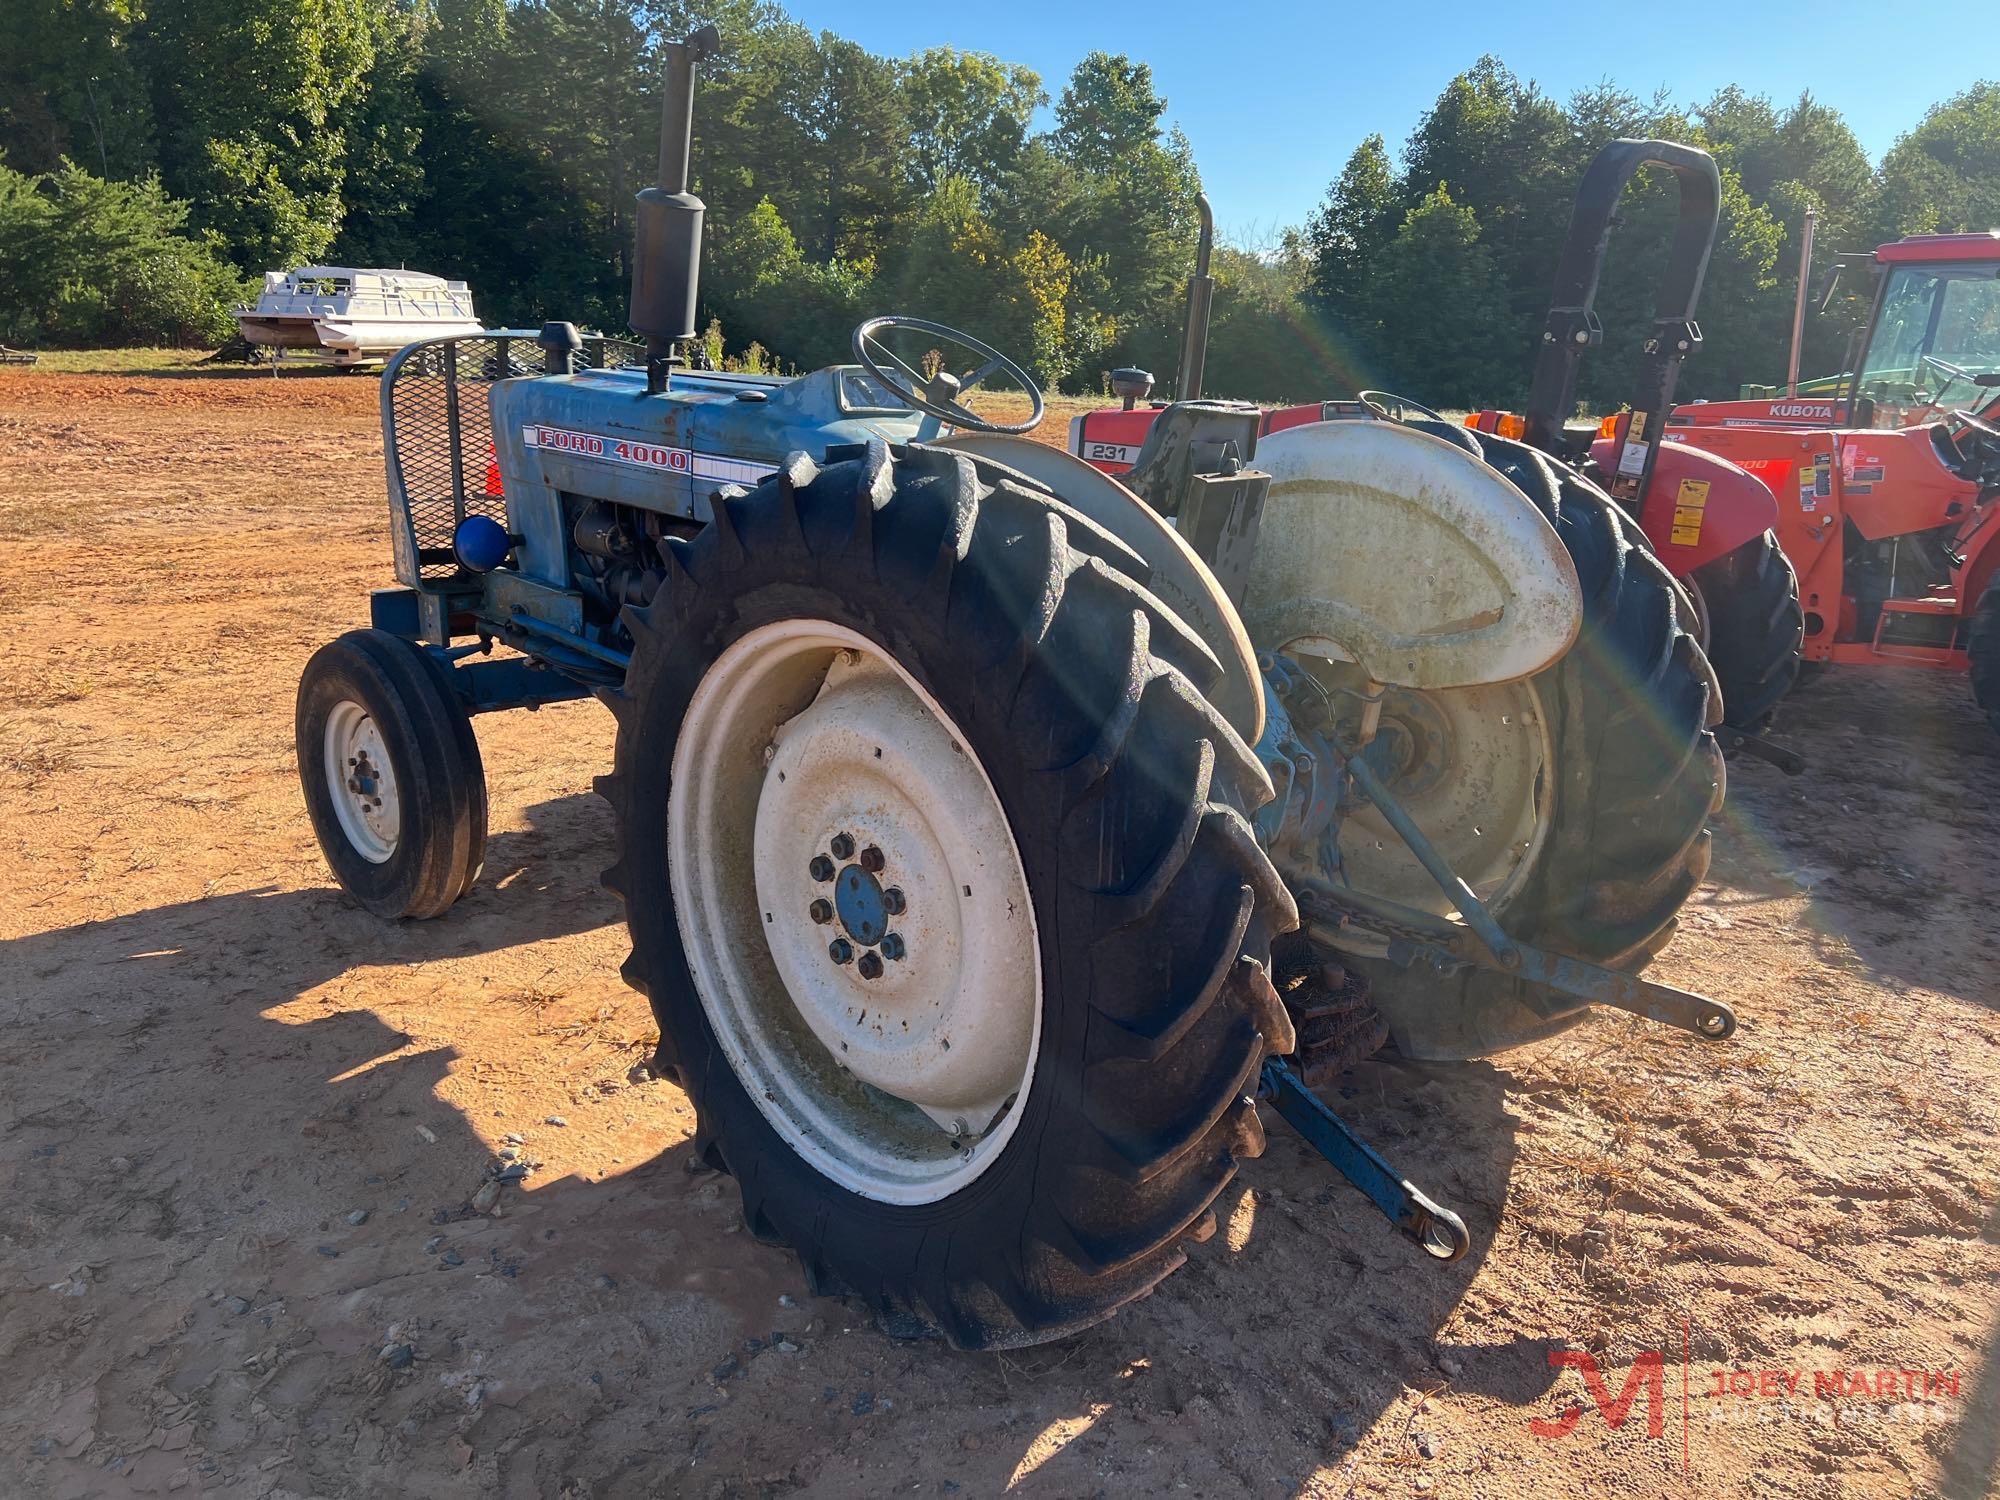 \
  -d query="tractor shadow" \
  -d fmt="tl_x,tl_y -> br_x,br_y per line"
0,790 -> 618,1031
1702,664 -> 2000,1010
0,774 -> 1540,1496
